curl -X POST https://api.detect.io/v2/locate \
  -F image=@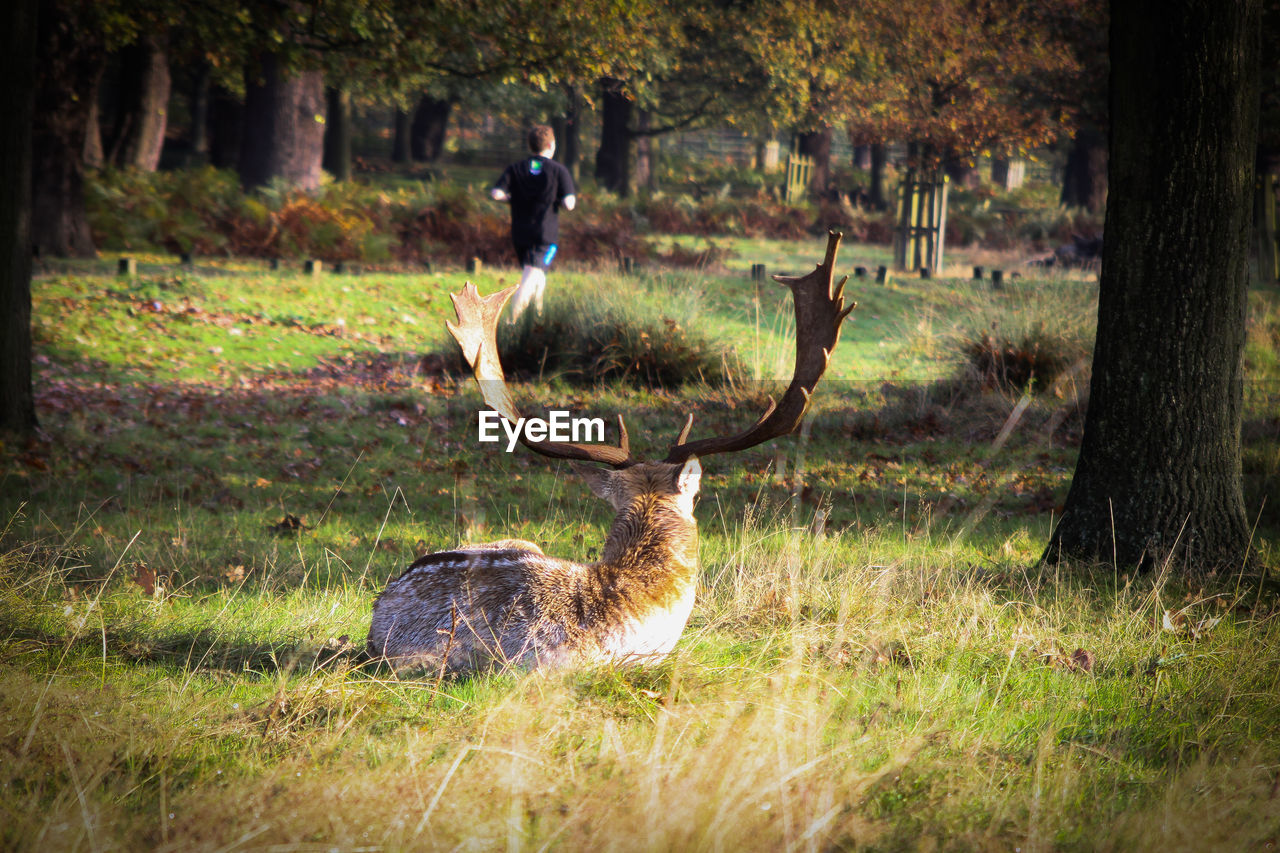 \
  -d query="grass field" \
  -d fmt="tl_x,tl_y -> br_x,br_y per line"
3,240 -> 1279,851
